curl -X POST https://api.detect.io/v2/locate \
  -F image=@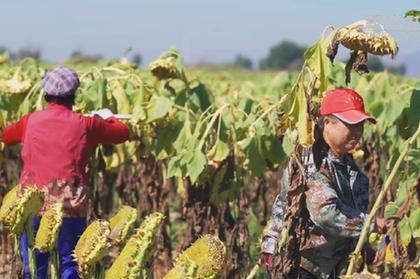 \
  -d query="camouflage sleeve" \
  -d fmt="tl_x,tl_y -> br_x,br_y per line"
261,194 -> 284,254
261,168 -> 289,254
306,171 -> 367,238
